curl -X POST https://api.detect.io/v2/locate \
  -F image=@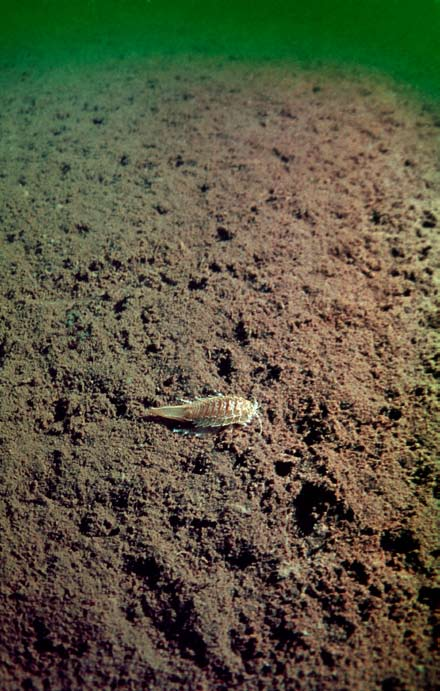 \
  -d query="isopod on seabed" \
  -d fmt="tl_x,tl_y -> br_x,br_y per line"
145,394 -> 261,433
